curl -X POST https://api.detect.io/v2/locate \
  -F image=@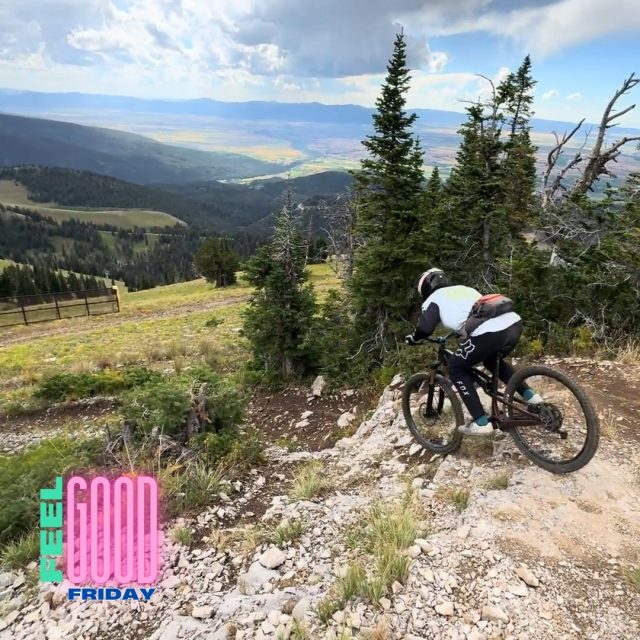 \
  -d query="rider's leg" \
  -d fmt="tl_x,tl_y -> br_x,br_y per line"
448,337 -> 497,435
482,322 -> 542,403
